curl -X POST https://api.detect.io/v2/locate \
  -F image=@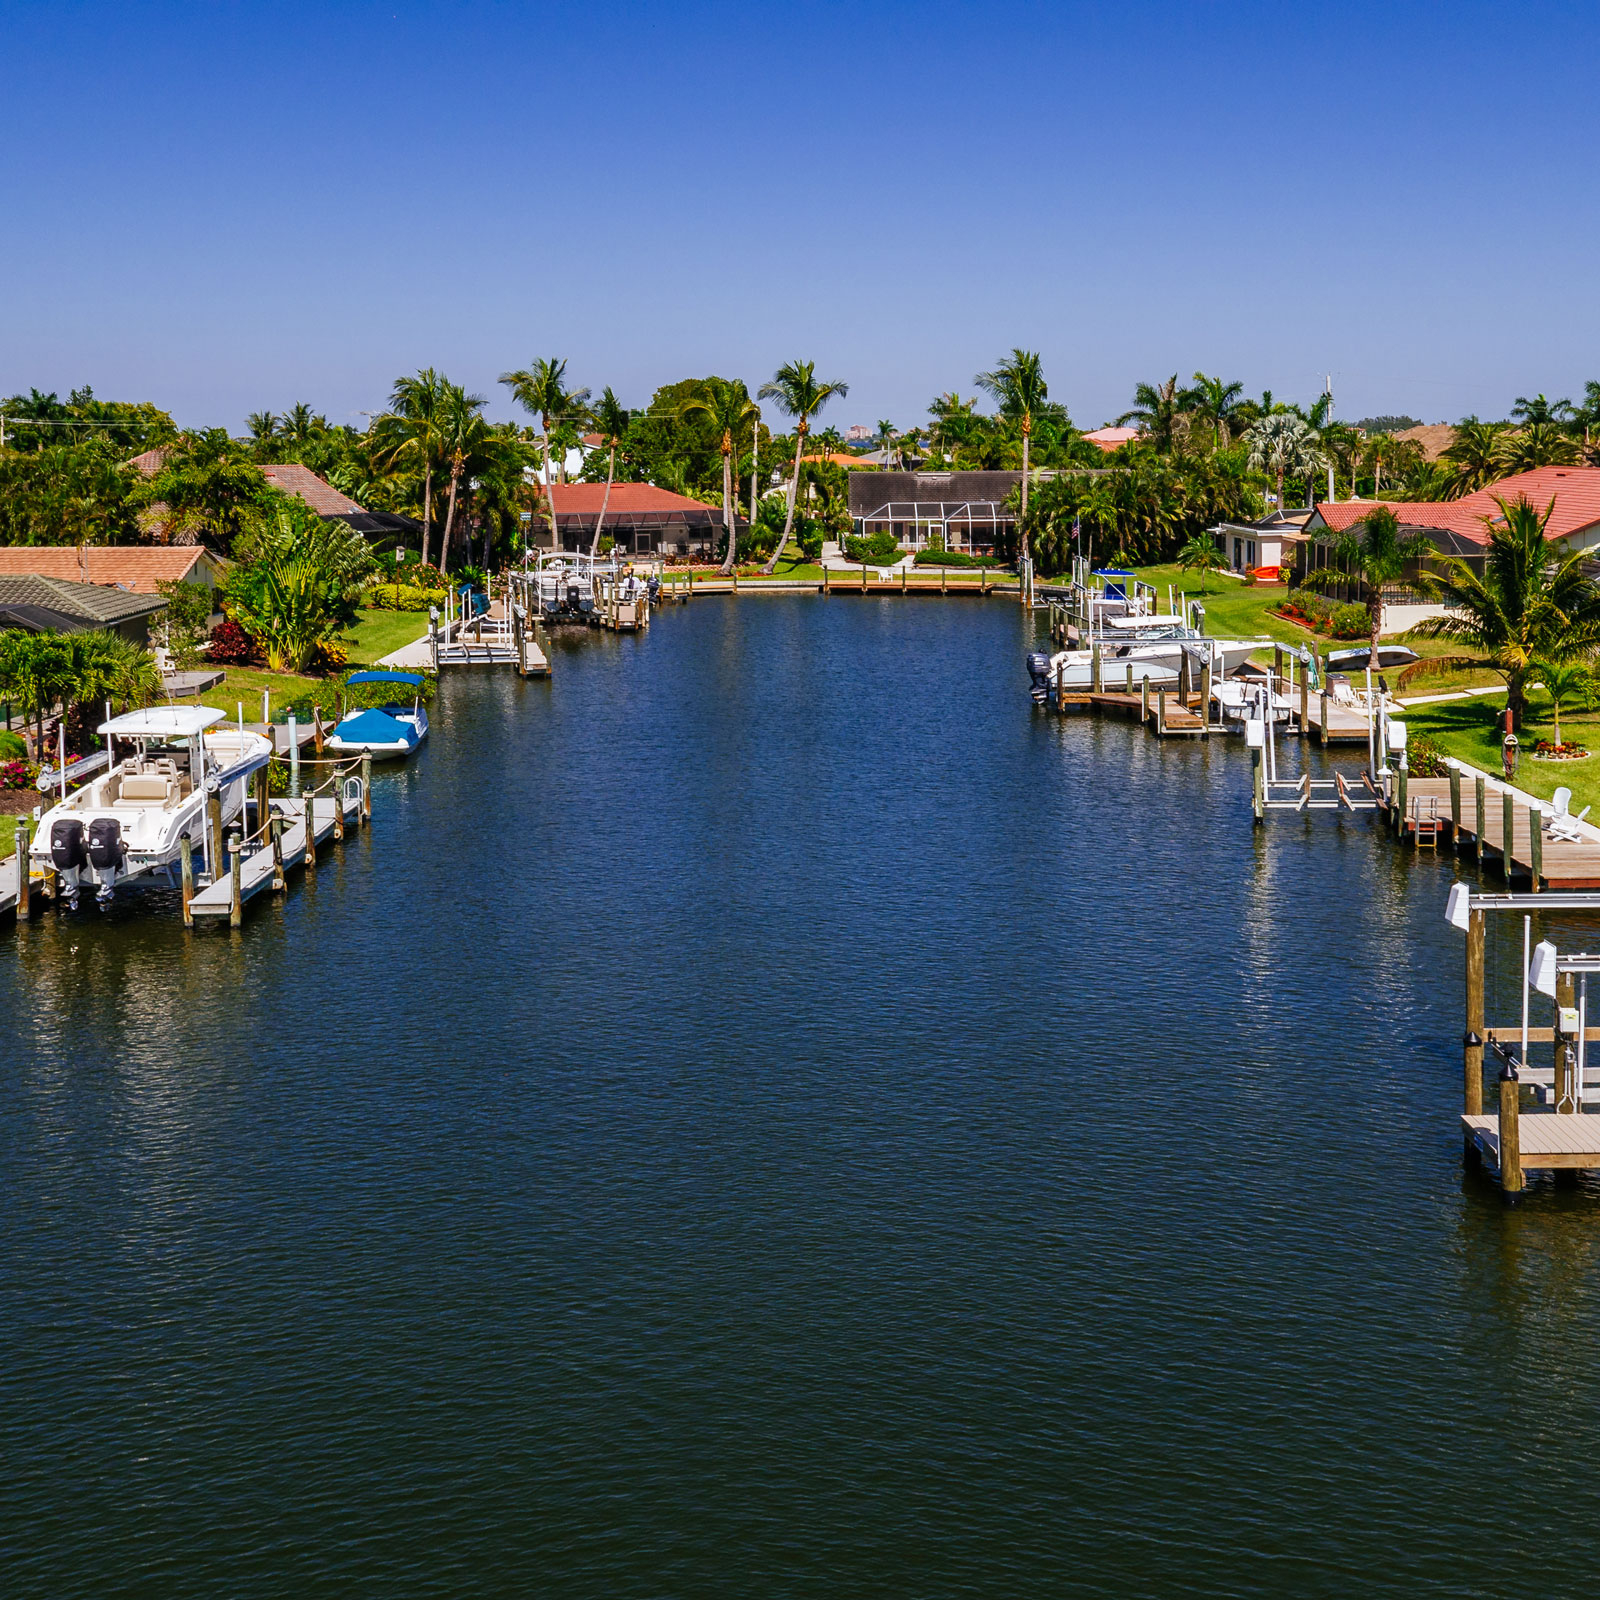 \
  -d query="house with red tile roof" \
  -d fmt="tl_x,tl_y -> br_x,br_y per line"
544,482 -> 726,557
1082,426 -> 1140,453
1297,467 -> 1600,583
0,544 -> 224,594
